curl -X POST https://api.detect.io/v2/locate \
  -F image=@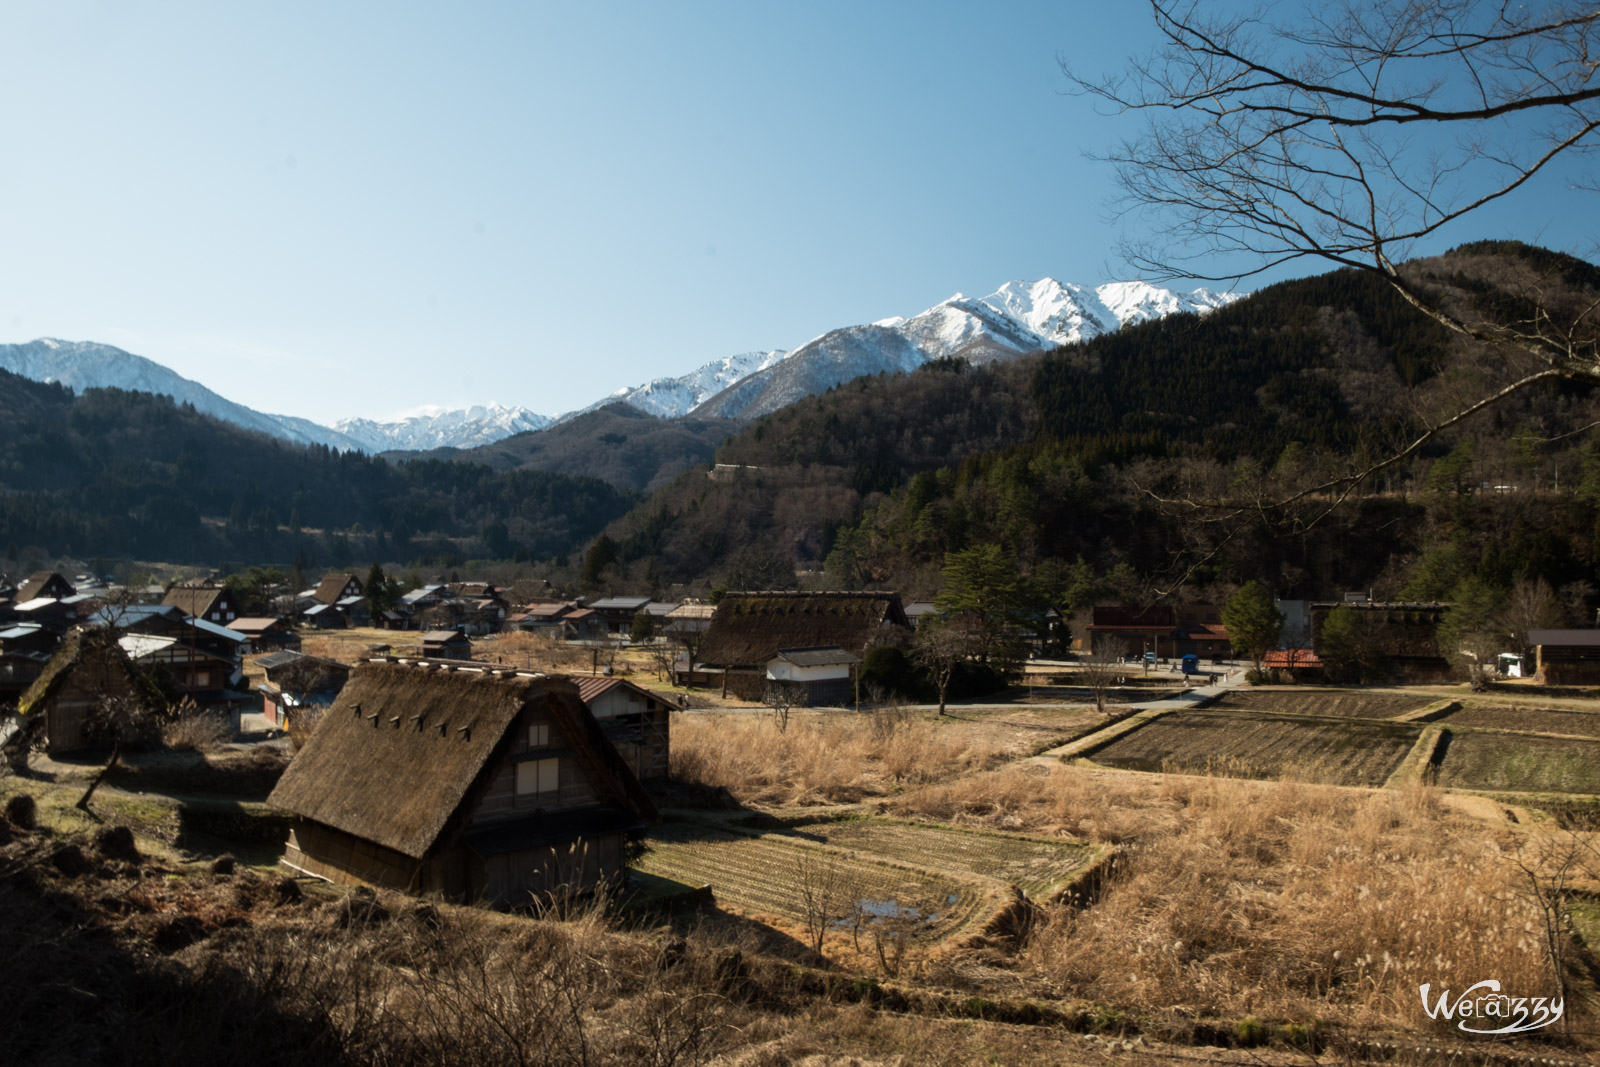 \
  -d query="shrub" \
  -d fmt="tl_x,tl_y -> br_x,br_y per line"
163,711 -> 232,752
